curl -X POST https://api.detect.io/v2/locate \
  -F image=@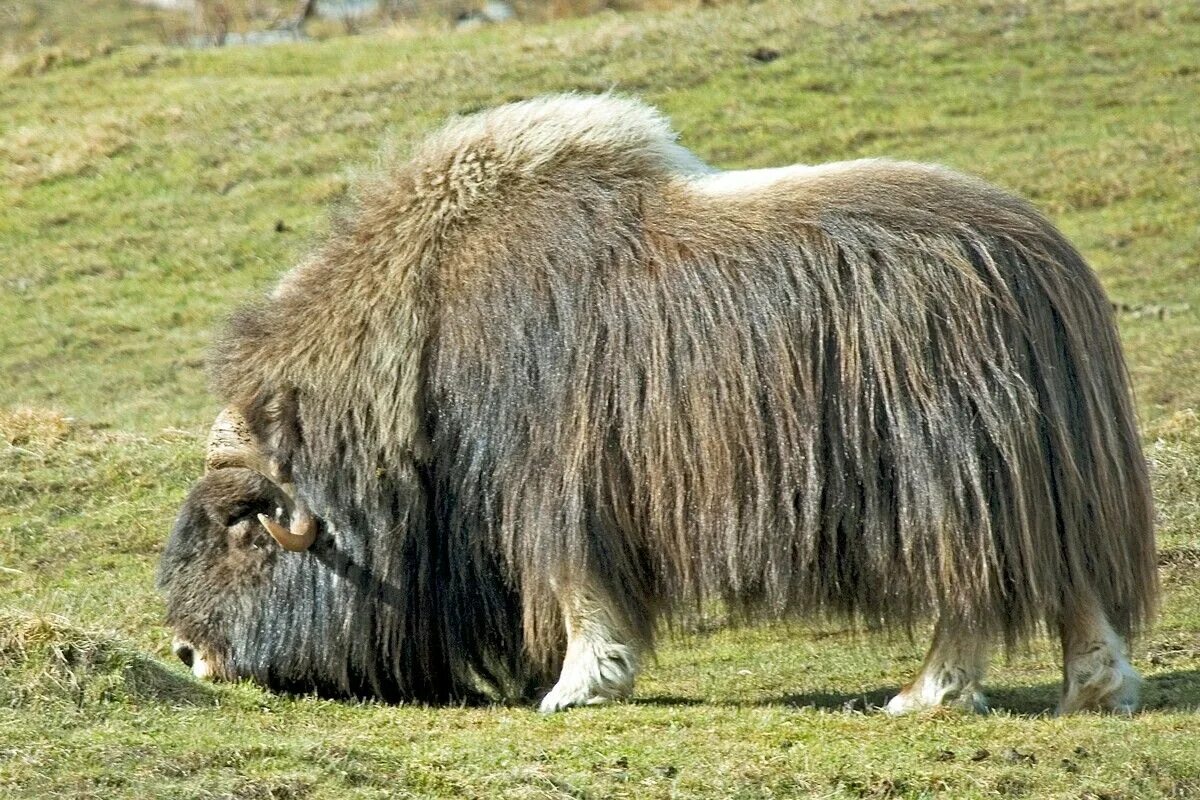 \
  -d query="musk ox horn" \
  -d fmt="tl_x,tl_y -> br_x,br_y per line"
257,511 -> 317,552
207,407 -> 317,552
